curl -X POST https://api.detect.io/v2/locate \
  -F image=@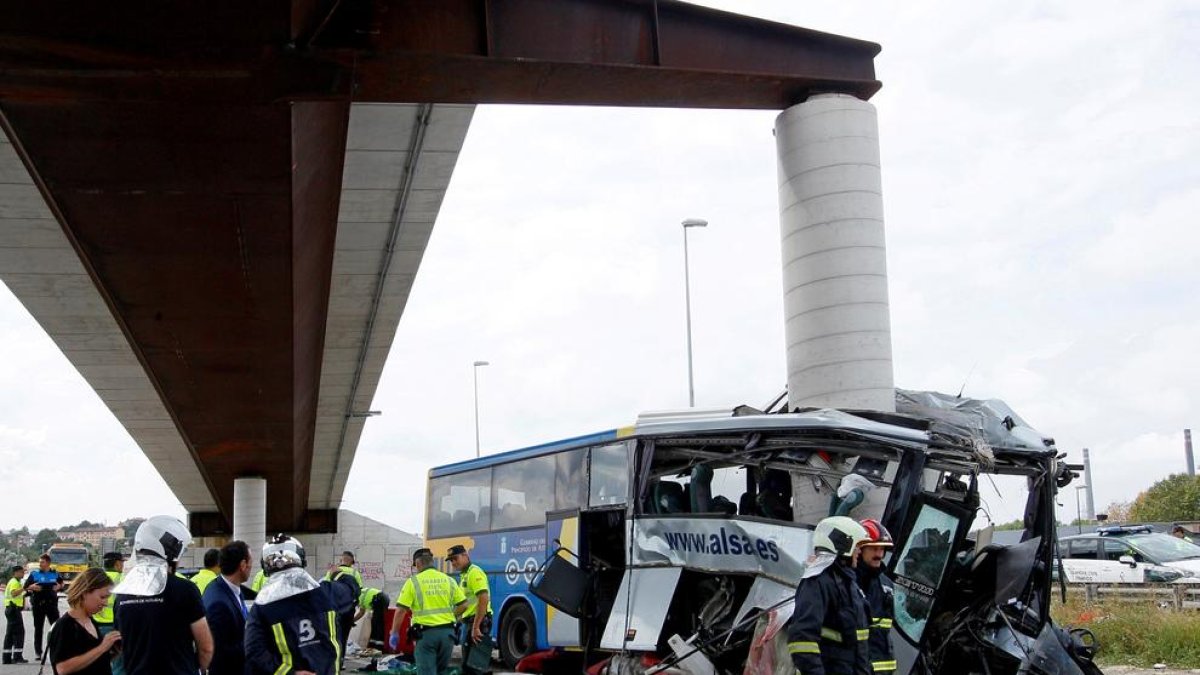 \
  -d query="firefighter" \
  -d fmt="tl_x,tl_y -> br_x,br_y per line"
388,548 -> 467,675
787,516 -> 872,675
245,534 -> 354,675
858,518 -> 896,673
447,544 -> 491,674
